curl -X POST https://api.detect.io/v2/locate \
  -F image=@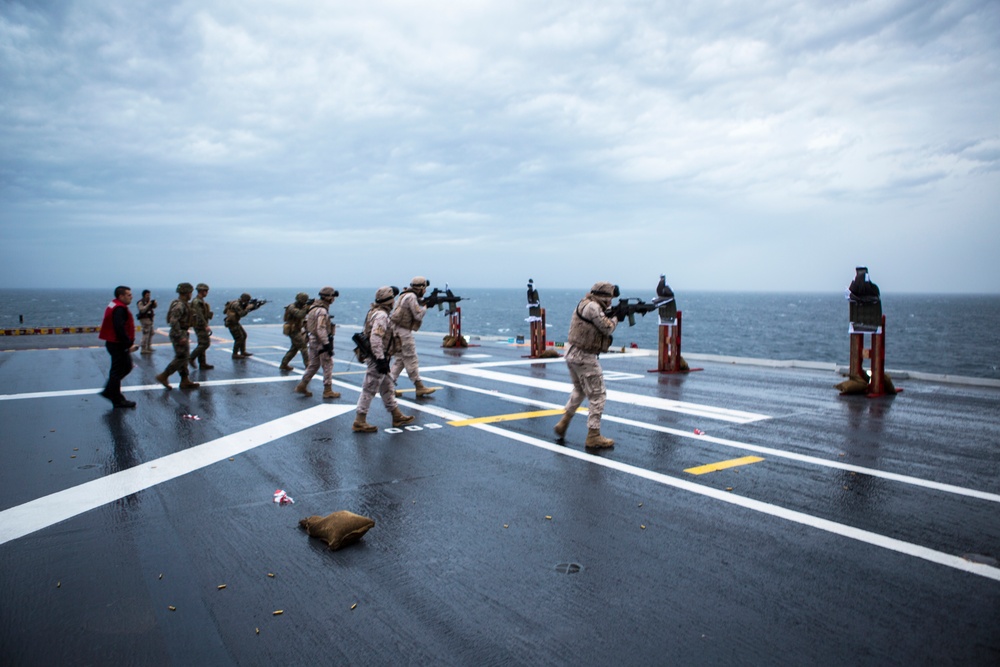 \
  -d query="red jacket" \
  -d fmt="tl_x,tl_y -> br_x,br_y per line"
99,299 -> 136,345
